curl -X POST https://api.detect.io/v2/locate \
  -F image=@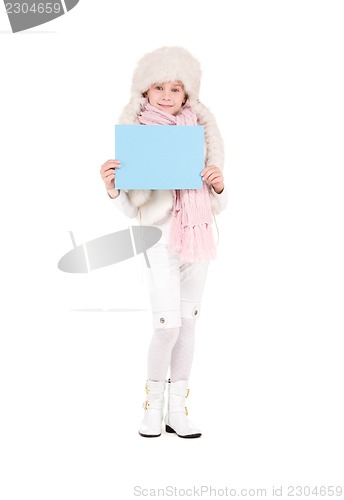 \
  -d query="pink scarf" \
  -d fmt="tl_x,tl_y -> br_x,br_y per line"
138,102 -> 216,262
